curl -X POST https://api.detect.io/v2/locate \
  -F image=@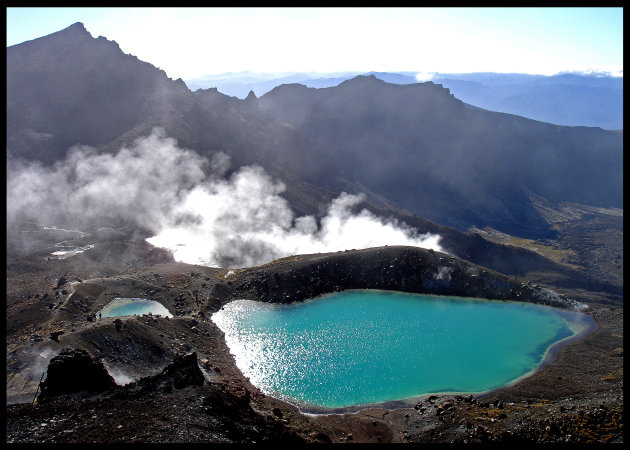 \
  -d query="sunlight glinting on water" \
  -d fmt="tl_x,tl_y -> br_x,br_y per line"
212,292 -> 591,410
